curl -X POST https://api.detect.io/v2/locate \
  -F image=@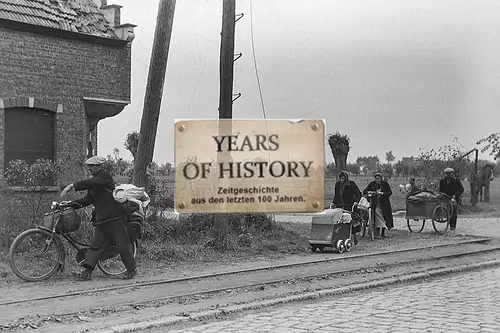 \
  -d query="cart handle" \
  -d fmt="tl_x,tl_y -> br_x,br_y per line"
328,203 -> 358,212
